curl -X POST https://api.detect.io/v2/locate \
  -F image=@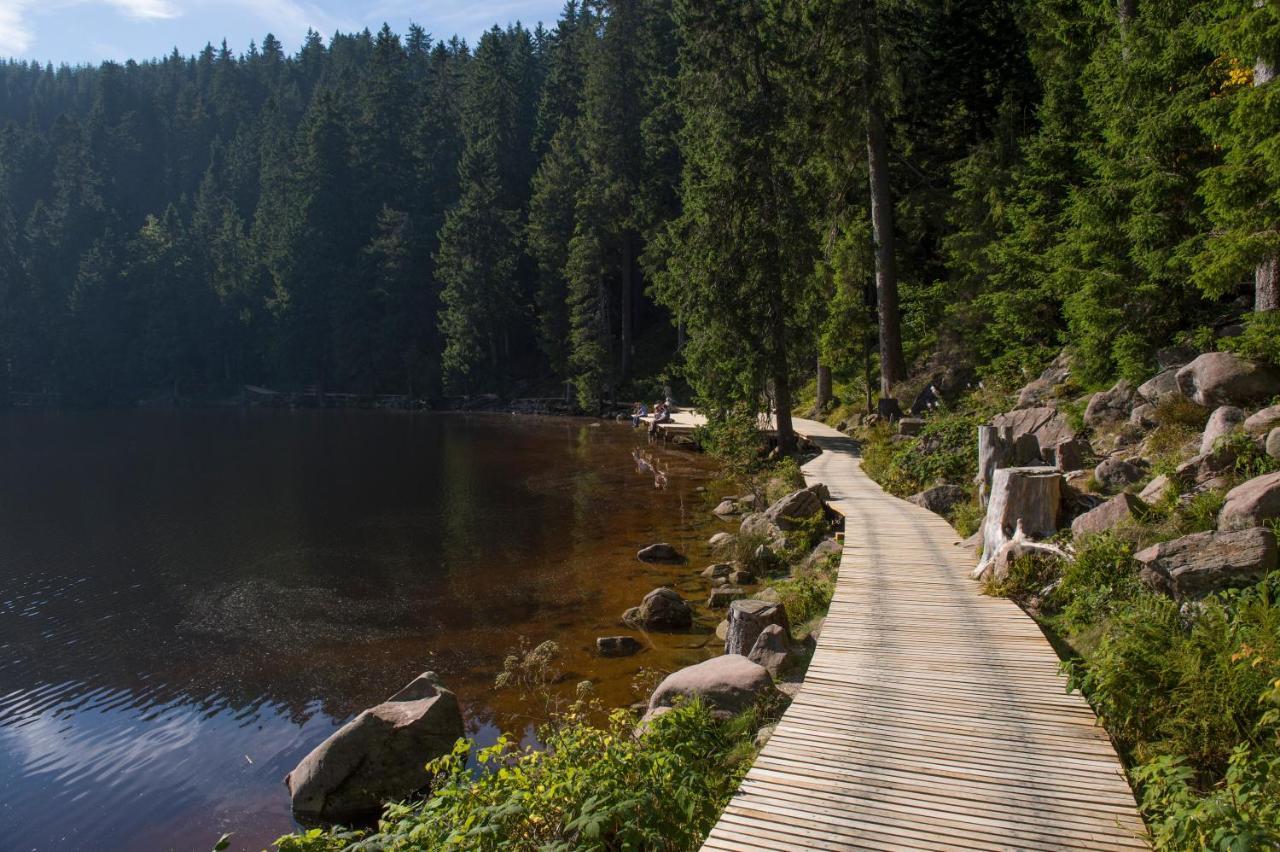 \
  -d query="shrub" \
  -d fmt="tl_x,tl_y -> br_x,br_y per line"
1049,533 -> 1143,631
767,552 -> 838,627
1221,311 -> 1280,369
859,411 -> 981,497
982,552 -> 1060,601
275,701 -> 761,852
